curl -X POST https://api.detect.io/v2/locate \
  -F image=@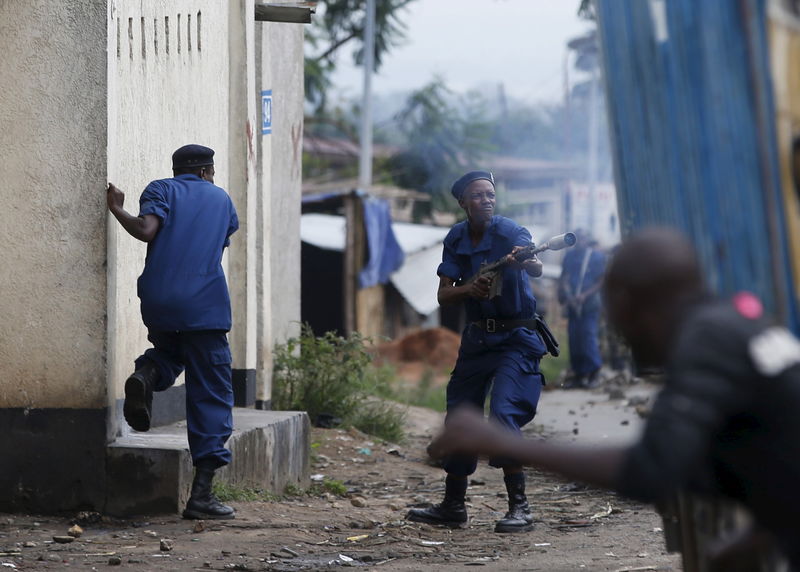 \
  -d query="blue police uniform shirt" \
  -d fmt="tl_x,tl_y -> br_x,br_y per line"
560,246 -> 606,313
438,216 -> 544,354
137,174 -> 239,331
